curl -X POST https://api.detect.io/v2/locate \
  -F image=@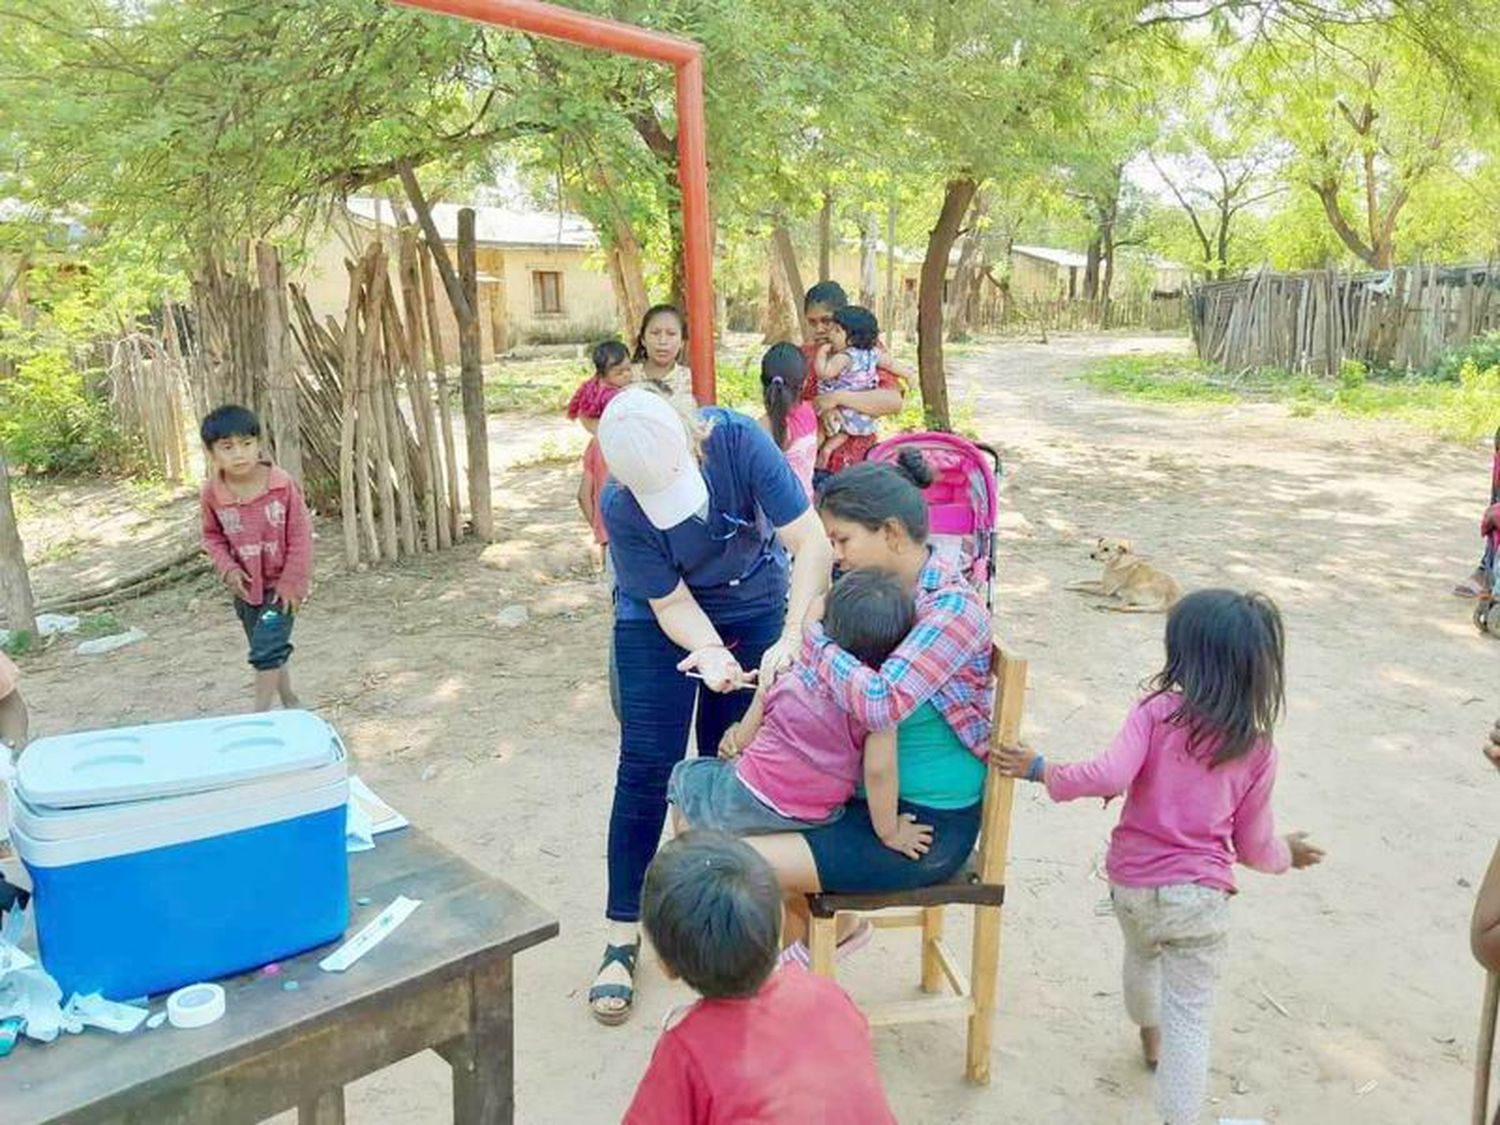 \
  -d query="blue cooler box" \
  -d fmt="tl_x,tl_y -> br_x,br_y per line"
8,710 -> 349,1000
